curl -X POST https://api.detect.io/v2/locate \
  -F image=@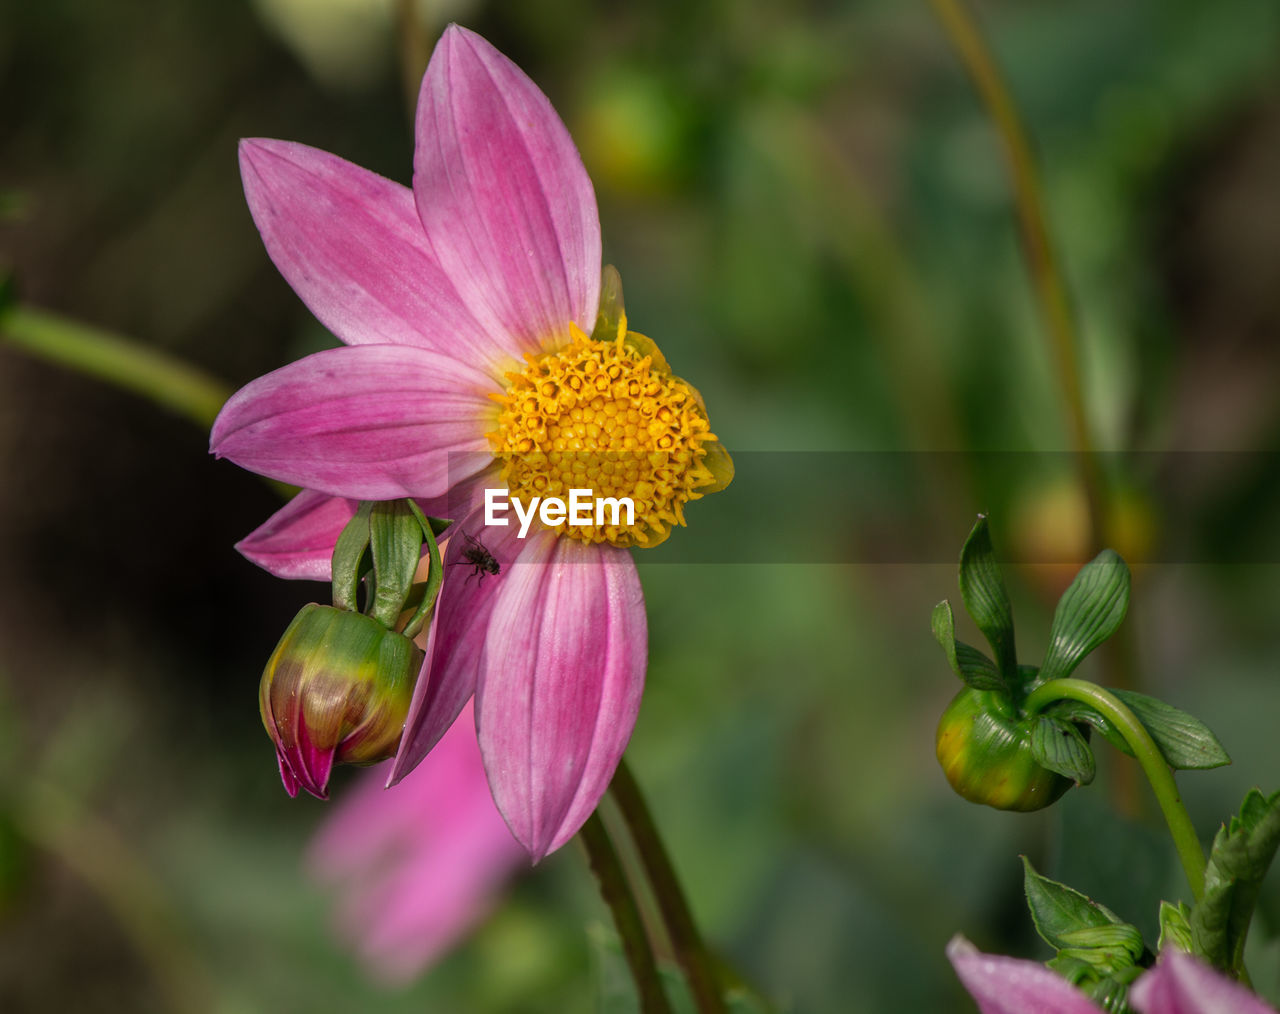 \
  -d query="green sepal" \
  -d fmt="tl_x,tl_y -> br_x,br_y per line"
958,516 -> 1018,683
423,515 -> 453,538
1158,900 -> 1193,954
591,264 -> 626,342
400,501 -> 448,641
331,502 -> 374,613
1110,689 -> 1231,770
1040,549 -> 1130,682
1022,857 -> 1142,961
1044,690 -> 1230,771
931,600 -> 1005,692
368,501 -> 426,629
1078,964 -> 1143,1014
1190,788 -> 1280,976
1044,698 -> 1132,758
1030,715 -> 1096,785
